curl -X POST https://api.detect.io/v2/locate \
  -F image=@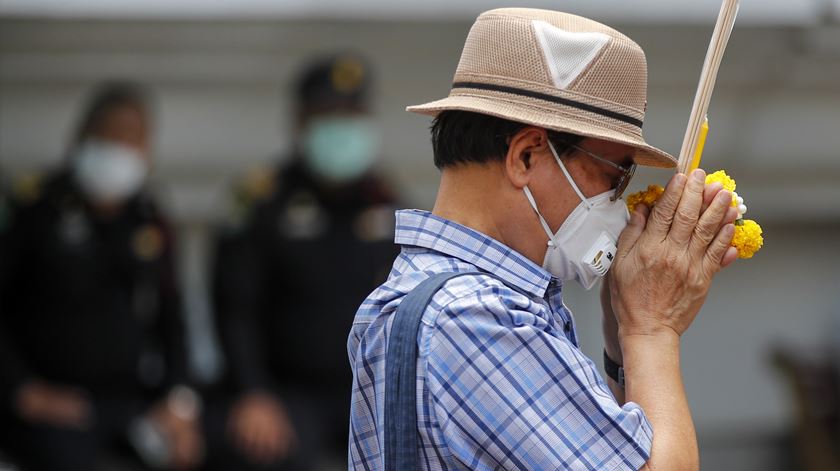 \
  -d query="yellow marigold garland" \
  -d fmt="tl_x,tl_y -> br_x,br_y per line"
704,170 -> 736,193
625,185 -> 664,213
625,170 -> 763,259
731,219 -> 763,259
